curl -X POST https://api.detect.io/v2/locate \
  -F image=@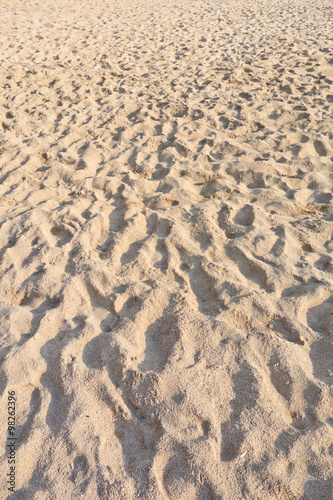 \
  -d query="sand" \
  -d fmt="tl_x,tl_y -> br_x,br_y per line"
0,0 -> 333,498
